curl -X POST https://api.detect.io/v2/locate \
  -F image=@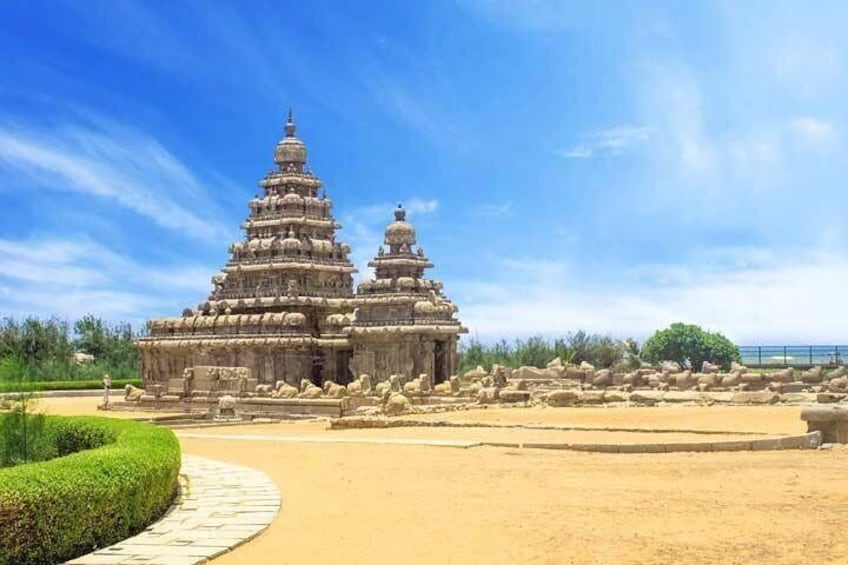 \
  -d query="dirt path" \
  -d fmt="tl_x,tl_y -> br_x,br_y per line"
38,399 -> 848,564
185,437 -> 847,565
